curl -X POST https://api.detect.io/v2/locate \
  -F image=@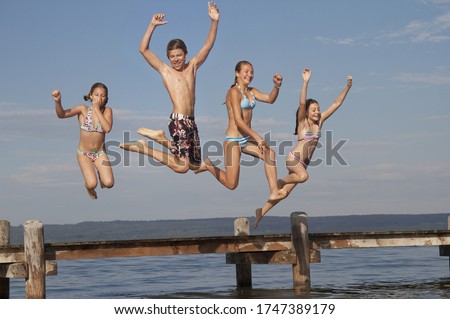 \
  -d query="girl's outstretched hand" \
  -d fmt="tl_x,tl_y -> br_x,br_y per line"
52,90 -> 61,102
347,76 -> 353,88
302,68 -> 311,82
208,2 -> 219,21
151,13 -> 168,27
273,73 -> 283,87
